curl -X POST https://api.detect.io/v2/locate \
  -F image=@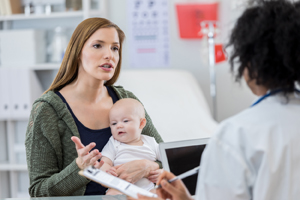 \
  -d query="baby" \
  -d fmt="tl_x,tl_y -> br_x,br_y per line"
100,98 -> 162,195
